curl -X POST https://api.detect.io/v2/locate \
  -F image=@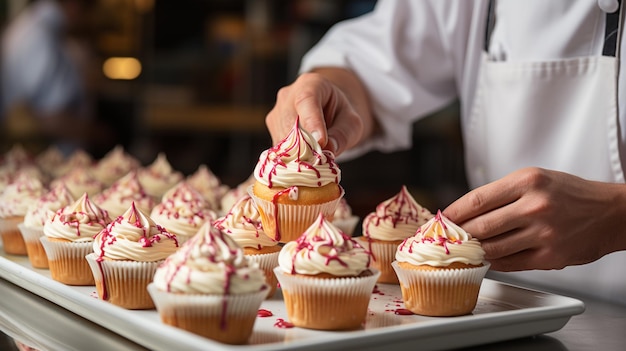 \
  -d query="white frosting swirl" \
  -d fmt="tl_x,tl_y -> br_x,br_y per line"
43,193 -> 111,242
0,174 -> 46,218
253,117 -> 340,189
93,202 -> 179,262
220,175 -> 255,214
278,213 -> 370,276
363,185 -> 433,241
51,167 -> 104,198
187,164 -> 229,210
150,182 -> 216,241
395,211 -> 486,267
92,145 -> 140,186
138,153 -> 183,198
214,195 -> 278,249
93,171 -> 155,218
24,183 -> 75,228
152,222 -> 267,294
